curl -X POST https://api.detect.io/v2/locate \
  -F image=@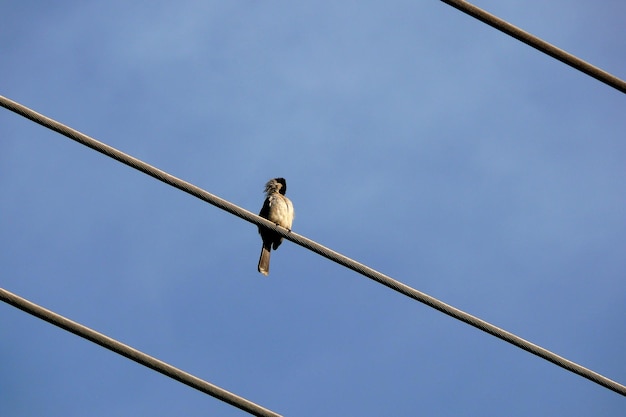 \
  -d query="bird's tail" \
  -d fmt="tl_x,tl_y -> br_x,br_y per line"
258,243 -> 271,276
